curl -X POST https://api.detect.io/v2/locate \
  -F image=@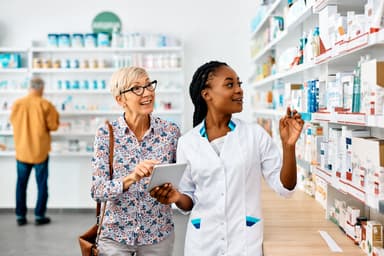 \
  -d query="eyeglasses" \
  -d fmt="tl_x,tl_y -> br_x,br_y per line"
120,80 -> 157,96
